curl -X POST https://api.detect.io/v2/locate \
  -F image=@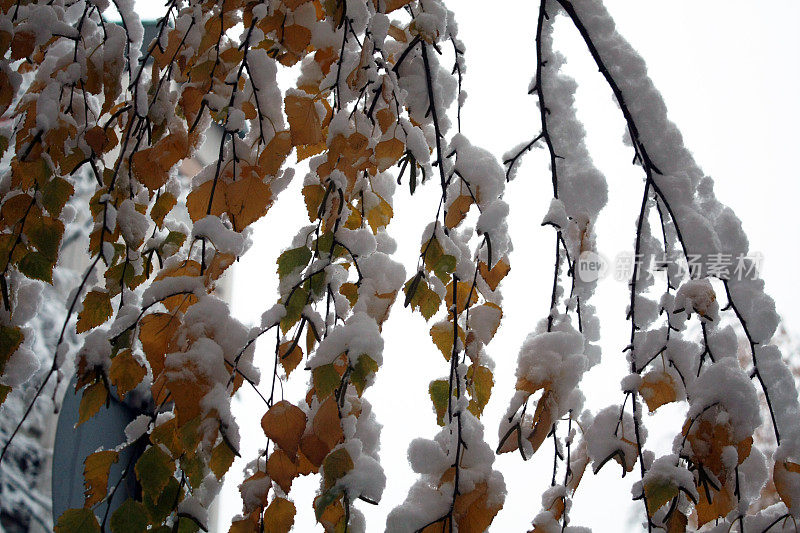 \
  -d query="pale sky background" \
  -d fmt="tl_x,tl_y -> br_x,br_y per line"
117,0 -> 800,530
226,2 -> 800,532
